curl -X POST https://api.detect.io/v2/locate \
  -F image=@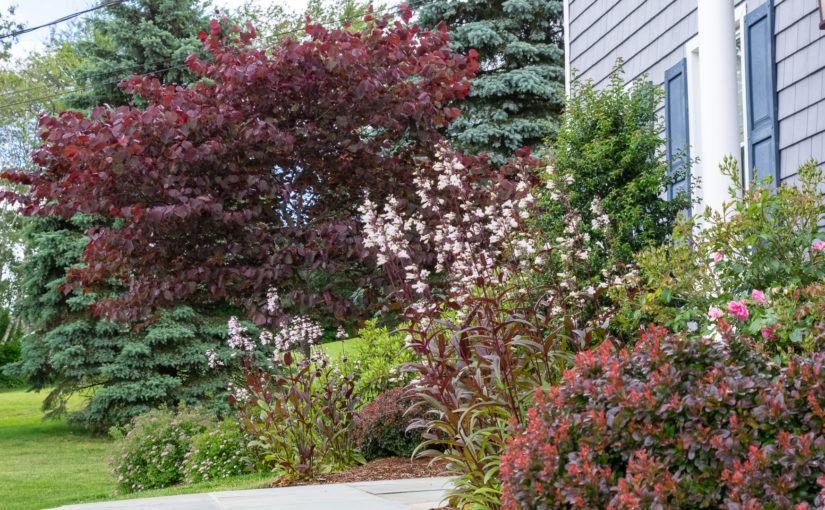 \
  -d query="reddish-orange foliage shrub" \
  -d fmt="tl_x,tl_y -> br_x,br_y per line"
501,325 -> 825,509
